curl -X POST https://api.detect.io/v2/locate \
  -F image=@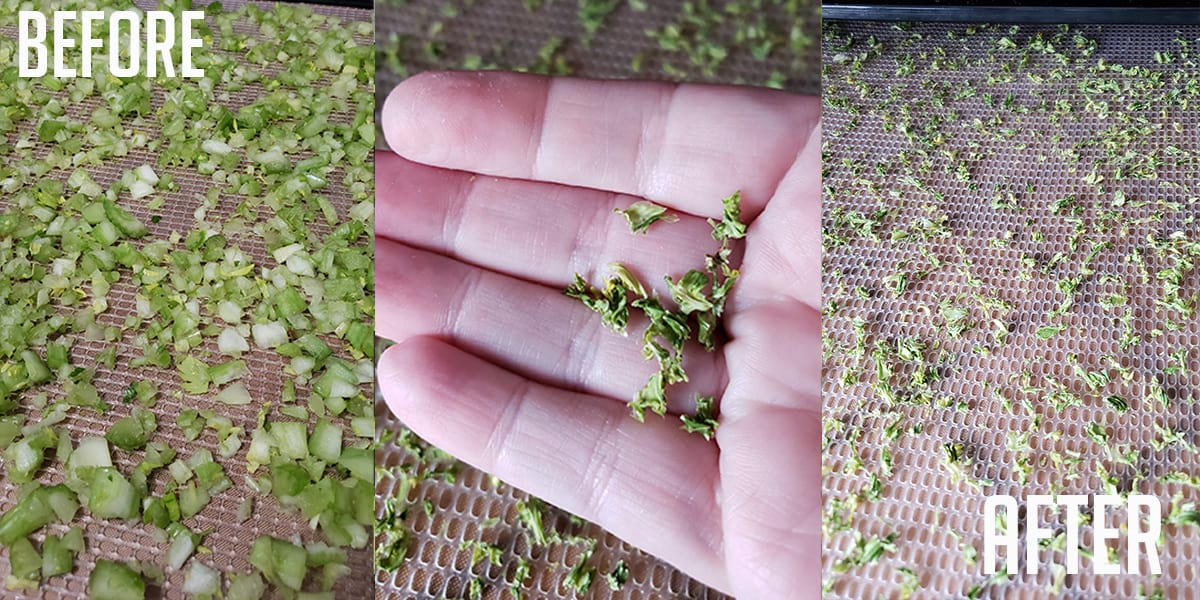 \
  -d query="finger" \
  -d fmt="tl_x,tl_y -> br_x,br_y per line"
739,122 -> 822,310
375,151 -> 724,295
381,71 -> 819,220
722,300 -> 822,418
718,299 -> 821,597
378,337 -> 730,593
718,406 -> 822,599
375,238 -> 725,412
